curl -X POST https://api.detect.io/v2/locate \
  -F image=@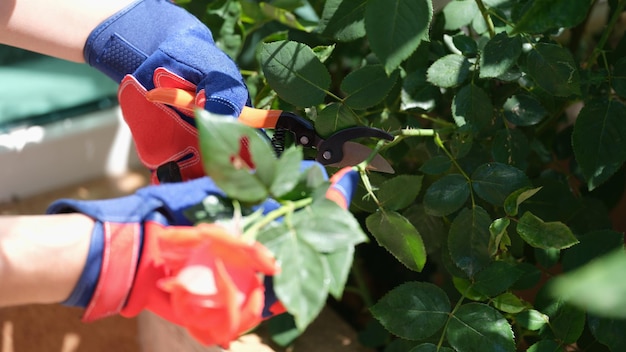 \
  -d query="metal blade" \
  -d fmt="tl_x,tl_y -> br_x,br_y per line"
327,141 -> 395,173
